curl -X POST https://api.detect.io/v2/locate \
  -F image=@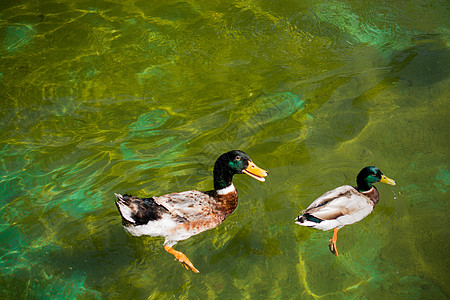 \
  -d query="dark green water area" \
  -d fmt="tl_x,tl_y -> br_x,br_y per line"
0,0 -> 449,299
